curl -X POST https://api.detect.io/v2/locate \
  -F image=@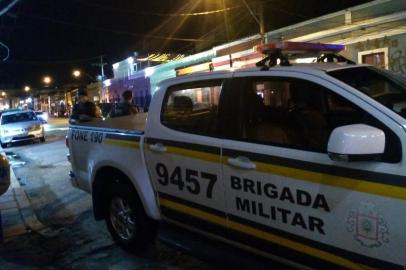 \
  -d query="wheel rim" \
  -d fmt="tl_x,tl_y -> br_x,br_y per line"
109,196 -> 136,240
